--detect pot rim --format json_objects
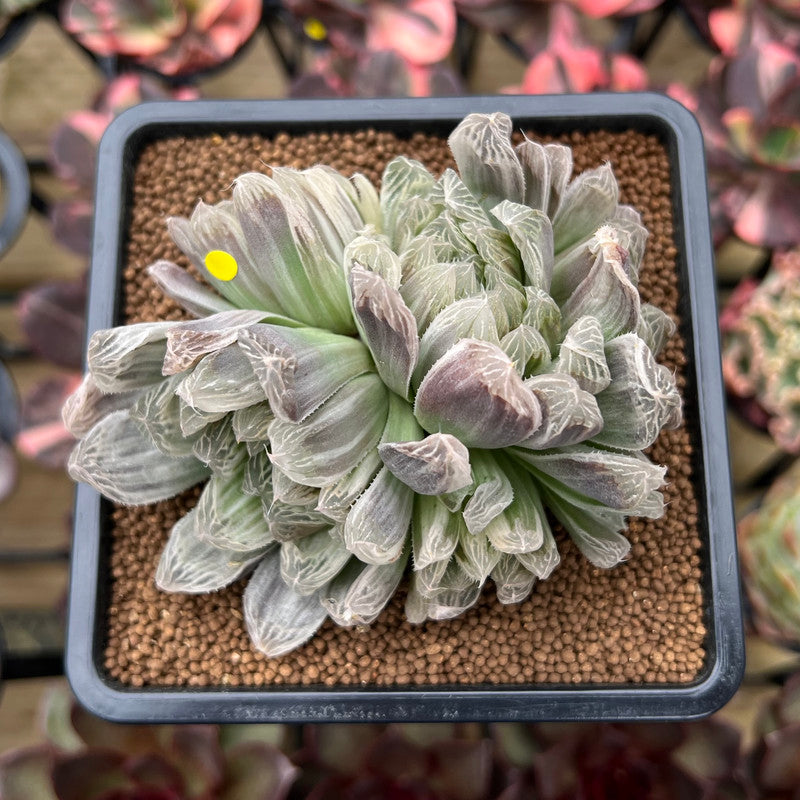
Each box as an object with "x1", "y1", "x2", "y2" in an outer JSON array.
[{"x1": 66, "y1": 93, "x2": 743, "y2": 723}]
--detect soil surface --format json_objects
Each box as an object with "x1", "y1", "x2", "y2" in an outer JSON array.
[{"x1": 104, "y1": 125, "x2": 706, "y2": 688}]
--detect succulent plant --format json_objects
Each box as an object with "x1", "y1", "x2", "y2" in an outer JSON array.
[
  {"x1": 65, "y1": 112, "x2": 682, "y2": 657},
  {"x1": 60, "y1": 0, "x2": 261, "y2": 77},
  {"x1": 738, "y1": 460, "x2": 800, "y2": 646},
  {"x1": 671, "y1": 9, "x2": 800, "y2": 248},
  {"x1": 0, "y1": 687, "x2": 297, "y2": 800},
  {"x1": 493, "y1": 719, "x2": 744, "y2": 799},
  {"x1": 721, "y1": 249, "x2": 800, "y2": 452},
  {"x1": 504, "y1": 4, "x2": 648, "y2": 94}
]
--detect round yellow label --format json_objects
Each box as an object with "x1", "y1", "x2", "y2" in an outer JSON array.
[{"x1": 204, "y1": 250, "x2": 238, "y2": 281}]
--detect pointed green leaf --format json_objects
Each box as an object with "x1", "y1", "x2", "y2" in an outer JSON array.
[
  {"x1": 242, "y1": 446, "x2": 272, "y2": 497},
  {"x1": 492, "y1": 555, "x2": 536, "y2": 605},
  {"x1": 177, "y1": 344, "x2": 264, "y2": 413},
  {"x1": 243, "y1": 550, "x2": 329, "y2": 657},
  {"x1": 462, "y1": 450, "x2": 514, "y2": 534},
  {"x1": 553, "y1": 316, "x2": 611, "y2": 394},
  {"x1": 552, "y1": 163, "x2": 620, "y2": 252},
  {"x1": 238, "y1": 324, "x2": 373, "y2": 423},
  {"x1": 412, "y1": 495, "x2": 461, "y2": 569},
  {"x1": 414, "y1": 338, "x2": 542, "y2": 449},
  {"x1": 268, "y1": 373, "x2": 388, "y2": 487},
  {"x1": 484, "y1": 265, "x2": 527, "y2": 338},
  {"x1": 179, "y1": 400, "x2": 225, "y2": 436},
  {"x1": 520, "y1": 373, "x2": 603, "y2": 449},
  {"x1": 348, "y1": 265, "x2": 419, "y2": 398},
  {"x1": 266, "y1": 500, "x2": 331, "y2": 542},
  {"x1": 522, "y1": 288, "x2": 561, "y2": 351},
  {"x1": 155, "y1": 507, "x2": 270, "y2": 594},
  {"x1": 68, "y1": 411, "x2": 209, "y2": 505},
  {"x1": 516, "y1": 139, "x2": 572, "y2": 217},
  {"x1": 381, "y1": 156, "x2": 442, "y2": 250},
  {"x1": 147, "y1": 260, "x2": 236, "y2": 318},
  {"x1": 455, "y1": 525, "x2": 500, "y2": 583},
  {"x1": 343, "y1": 466, "x2": 414, "y2": 564},
  {"x1": 448, "y1": 112, "x2": 524, "y2": 210},
  {"x1": 594, "y1": 334, "x2": 683, "y2": 450}
]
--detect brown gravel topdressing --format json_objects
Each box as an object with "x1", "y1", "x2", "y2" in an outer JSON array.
[{"x1": 104, "y1": 126, "x2": 707, "y2": 689}]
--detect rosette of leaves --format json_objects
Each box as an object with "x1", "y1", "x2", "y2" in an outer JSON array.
[
  {"x1": 65, "y1": 112, "x2": 682, "y2": 657},
  {"x1": 721, "y1": 249, "x2": 800, "y2": 452},
  {"x1": 738, "y1": 460, "x2": 800, "y2": 646}
]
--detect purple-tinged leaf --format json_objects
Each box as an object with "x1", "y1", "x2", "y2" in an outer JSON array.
[
  {"x1": 17, "y1": 278, "x2": 87, "y2": 370},
  {"x1": 148, "y1": 260, "x2": 237, "y2": 319},
  {"x1": 414, "y1": 338, "x2": 542, "y2": 449},
  {"x1": 50, "y1": 199, "x2": 93, "y2": 256},
  {"x1": 379, "y1": 432, "x2": 471, "y2": 495}
]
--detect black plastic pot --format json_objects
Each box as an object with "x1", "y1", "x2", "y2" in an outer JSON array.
[{"x1": 66, "y1": 93, "x2": 744, "y2": 723}]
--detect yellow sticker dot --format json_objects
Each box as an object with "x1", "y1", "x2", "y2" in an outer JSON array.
[
  {"x1": 204, "y1": 250, "x2": 238, "y2": 281},
  {"x1": 304, "y1": 17, "x2": 327, "y2": 41}
]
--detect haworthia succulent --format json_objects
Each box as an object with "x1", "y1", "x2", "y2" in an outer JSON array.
[{"x1": 66, "y1": 111, "x2": 685, "y2": 652}]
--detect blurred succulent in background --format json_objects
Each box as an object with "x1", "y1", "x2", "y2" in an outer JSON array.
[
  {"x1": 60, "y1": 0, "x2": 261, "y2": 77},
  {"x1": 721, "y1": 249, "x2": 800, "y2": 451},
  {"x1": 65, "y1": 111, "x2": 682, "y2": 657},
  {"x1": 286, "y1": 0, "x2": 460, "y2": 97},
  {"x1": 293, "y1": 724, "x2": 493, "y2": 799},
  {"x1": 0, "y1": 687, "x2": 297, "y2": 800},
  {"x1": 673, "y1": 6, "x2": 800, "y2": 247},
  {"x1": 745, "y1": 670, "x2": 800, "y2": 797},
  {"x1": 493, "y1": 719, "x2": 744, "y2": 799},
  {"x1": 0, "y1": 359, "x2": 20, "y2": 502},
  {"x1": 738, "y1": 460, "x2": 800, "y2": 646}
]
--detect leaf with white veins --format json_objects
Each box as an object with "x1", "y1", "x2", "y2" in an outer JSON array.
[
  {"x1": 195, "y1": 468, "x2": 274, "y2": 552},
  {"x1": 177, "y1": 344, "x2": 264, "y2": 413},
  {"x1": 520, "y1": 372, "x2": 603, "y2": 448},
  {"x1": 156, "y1": 507, "x2": 270, "y2": 594},
  {"x1": 491, "y1": 200, "x2": 554, "y2": 292},
  {"x1": 516, "y1": 525, "x2": 560, "y2": 580},
  {"x1": 553, "y1": 316, "x2": 611, "y2": 394},
  {"x1": 244, "y1": 550, "x2": 329, "y2": 657},
  {"x1": 322, "y1": 552, "x2": 408, "y2": 626},
  {"x1": 348, "y1": 265, "x2": 419, "y2": 398},
  {"x1": 455, "y1": 523, "x2": 500, "y2": 583},
  {"x1": 513, "y1": 444, "x2": 667, "y2": 515},
  {"x1": 637, "y1": 304, "x2": 677, "y2": 356},
  {"x1": 552, "y1": 163, "x2": 619, "y2": 252},
  {"x1": 88, "y1": 322, "x2": 172, "y2": 394},
  {"x1": 343, "y1": 466, "x2": 414, "y2": 564},
  {"x1": 129, "y1": 374, "x2": 195, "y2": 457},
  {"x1": 316, "y1": 449, "x2": 383, "y2": 522},
  {"x1": 266, "y1": 500, "x2": 331, "y2": 542},
  {"x1": 522, "y1": 288, "x2": 561, "y2": 351},
  {"x1": 448, "y1": 112, "x2": 524, "y2": 210},
  {"x1": 268, "y1": 373, "x2": 388, "y2": 487},
  {"x1": 238, "y1": 324, "x2": 373, "y2": 423},
  {"x1": 379, "y1": 433, "x2": 471, "y2": 495},
  {"x1": 405, "y1": 562, "x2": 481, "y2": 623},
  {"x1": 344, "y1": 232, "x2": 402, "y2": 289},
  {"x1": 280, "y1": 528, "x2": 352, "y2": 596},
  {"x1": 62, "y1": 374, "x2": 140, "y2": 438},
  {"x1": 492, "y1": 555, "x2": 536, "y2": 605},
  {"x1": 412, "y1": 495, "x2": 461, "y2": 569},
  {"x1": 68, "y1": 411, "x2": 209, "y2": 505},
  {"x1": 414, "y1": 338, "x2": 542, "y2": 449},
  {"x1": 381, "y1": 156, "x2": 442, "y2": 250},
  {"x1": 179, "y1": 401, "x2": 225, "y2": 436},
  {"x1": 462, "y1": 450, "x2": 514, "y2": 534},
  {"x1": 500, "y1": 325, "x2": 551, "y2": 377},
  {"x1": 231, "y1": 402, "x2": 273, "y2": 442},
  {"x1": 162, "y1": 309, "x2": 266, "y2": 375},
  {"x1": 594, "y1": 334, "x2": 683, "y2": 450},
  {"x1": 191, "y1": 415, "x2": 247, "y2": 478}
]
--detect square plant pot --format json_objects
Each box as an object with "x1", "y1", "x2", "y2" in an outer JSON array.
[{"x1": 66, "y1": 93, "x2": 744, "y2": 723}]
